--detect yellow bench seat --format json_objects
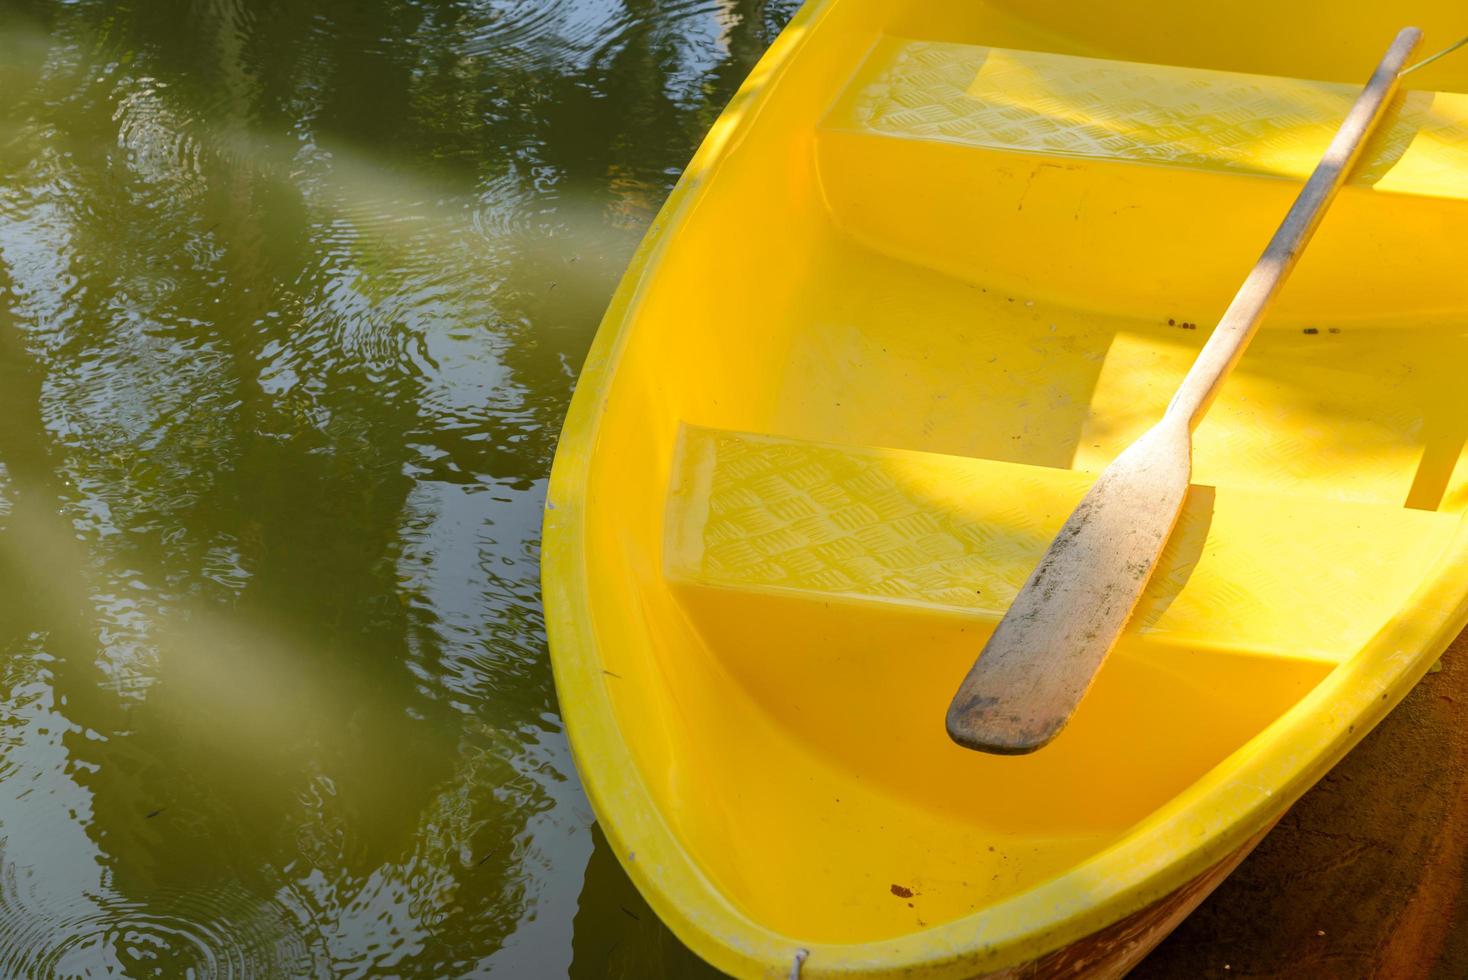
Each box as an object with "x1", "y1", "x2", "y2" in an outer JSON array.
[
  {"x1": 667, "y1": 425, "x2": 1456, "y2": 664},
  {"x1": 817, "y1": 38, "x2": 1468, "y2": 317}
]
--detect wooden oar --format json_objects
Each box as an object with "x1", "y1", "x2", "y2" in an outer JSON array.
[{"x1": 946, "y1": 27, "x2": 1423, "y2": 755}]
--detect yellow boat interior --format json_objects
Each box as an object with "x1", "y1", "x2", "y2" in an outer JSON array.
[{"x1": 545, "y1": 0, "x2": 1468, "y2": 974}]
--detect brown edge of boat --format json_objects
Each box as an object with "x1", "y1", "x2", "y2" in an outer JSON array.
[{"x1": 979, "y1": 820, "x2": 1279, "y2": 979}]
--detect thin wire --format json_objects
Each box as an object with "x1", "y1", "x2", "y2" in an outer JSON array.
[{"x1": 1401, "y1": 33, "x2": 1468, "y2": 75}]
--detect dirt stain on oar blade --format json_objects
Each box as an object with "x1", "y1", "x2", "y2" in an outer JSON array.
[{"x1": 946, "y1": 419, "x2": 1192, "y2": 754}]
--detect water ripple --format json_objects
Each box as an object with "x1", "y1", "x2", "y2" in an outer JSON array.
[{"x1": 0, "y1": 882, "x2": 321, "y2": 978}]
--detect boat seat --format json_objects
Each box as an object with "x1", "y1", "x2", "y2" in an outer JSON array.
[
  {"x1": 816, "y1": 38, "x2": 1468, "y2": 317},
  {"x1": 665, "y1": 425, "x2": 1456, "y2": 665}
]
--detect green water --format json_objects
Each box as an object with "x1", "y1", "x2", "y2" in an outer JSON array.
[{"x1": 0, "y1": 0, "x2": 796, "y2": 974}]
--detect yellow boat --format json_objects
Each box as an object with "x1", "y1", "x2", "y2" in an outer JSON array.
[{"x1": 542, "y1": 2, "x2": 1468, "y2": 976}]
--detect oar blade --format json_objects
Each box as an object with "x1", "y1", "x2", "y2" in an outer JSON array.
[{"x1": 946, "y1": 420, "x2": 1193, "y2": 754}]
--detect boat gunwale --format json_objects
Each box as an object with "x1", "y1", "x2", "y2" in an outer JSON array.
[{"x1": 540, "y1": 1, "x2": 1468, "y2": 974}]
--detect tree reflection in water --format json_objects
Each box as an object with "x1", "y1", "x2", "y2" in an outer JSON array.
[{"x1": 0, "y1": 0, "x2": 796, "y2": 974}]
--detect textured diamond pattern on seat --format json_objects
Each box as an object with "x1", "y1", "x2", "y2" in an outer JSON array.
[
  {"x1": 828, "y1": 38, "x2": 1468, "y2": 197},
  {"x1": 674, "y1": 426, "x2": 1083, "y2": 609},
  {"x1": 666, "y1": 427, "x2": 1457, "y2": 662}
]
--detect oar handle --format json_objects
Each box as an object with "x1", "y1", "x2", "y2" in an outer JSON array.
[{"x1": 1167, "y1": 26, "x2": 1421, "y2": 428}]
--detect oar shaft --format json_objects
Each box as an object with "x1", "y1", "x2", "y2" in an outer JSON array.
[{"x1": 1167, "y1": 26, "x2": 1421, "y2": 428}]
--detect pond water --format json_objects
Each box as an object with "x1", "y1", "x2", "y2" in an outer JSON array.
[{"x1": 0, "y1": 0, "x2": 797, "y2": 974}]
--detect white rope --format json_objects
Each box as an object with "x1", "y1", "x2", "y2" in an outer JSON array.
[{"x1": 1401, "y1": 34, "x2": 1468, "y2": 75}]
